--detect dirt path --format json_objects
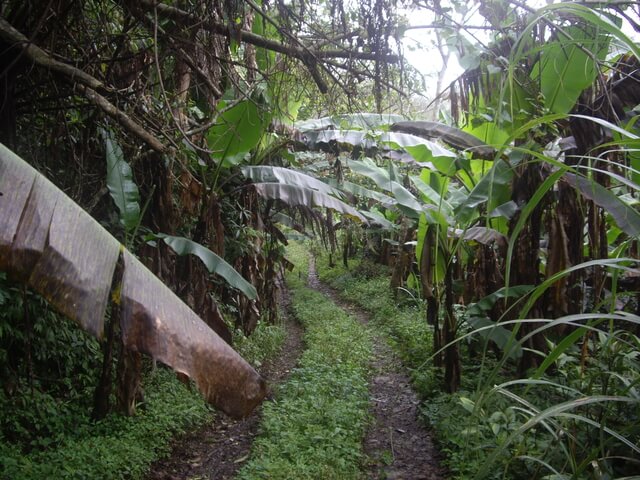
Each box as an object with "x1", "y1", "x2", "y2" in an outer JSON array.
[
  {"x1": 146, "y1": 288, "x2": 304, "y2": 480},
  {"x1": 307, "y1": 260, "x2": 446, "y2": 480},
  {"x1": 149, "y1": 263, "x2": 445, "y2": 480}
]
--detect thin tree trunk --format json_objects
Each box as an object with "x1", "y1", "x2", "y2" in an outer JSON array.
[
  {"x1": 443, "y1": 257, "x2": 460, "y2": 392},
  {"x1": 92, "y1": 307, "x2": 118, "y2": 420},
  {"x1": 116, "y1": 347, "x2": 143, "y2": 416}
]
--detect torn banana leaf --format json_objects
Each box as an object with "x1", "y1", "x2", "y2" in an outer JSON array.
[{"x1": 0, "y1": 143, "x2": 266, "y2": 418}]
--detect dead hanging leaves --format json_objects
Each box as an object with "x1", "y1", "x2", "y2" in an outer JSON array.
[{"x1": 0, "y1": 143, "x2": 266, "y2": 418}]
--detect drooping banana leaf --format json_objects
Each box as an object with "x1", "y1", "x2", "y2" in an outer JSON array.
[
  {"x1": 1, "y1": 151, "x2": 119, "y2": 337},
  {"x1": 348, "y1": 159, "x2": 391, "y2": 189},
  {"x1": 379, "y1": 130, "x2": 459, "y2": 175},
  {"x1": 361, "y1": 210, "x2": 395, "y2": 229},
  {"x1": 460, "y1": 226, "x2": 508, "y2": 248},
  {"x1": 564, "y1": 172, "x2": 640, "y2": 238},
  {"x1": 120, "y1": 250, "x2": 265, "y2": 416},
  {"x1": 302, "y1": 129, "x2": 375, "y2": 151},
  {"x1": 241, "y1": 165, "x2": 343, "y2": 198},
  {"x1": 271, "y1": 212, "x2": 313, "y2": 237},
  {"x1": 0, "y1": 143, "x2": 265, "y2": 418},
  {"x1": 295, "y1": 113, "x2": 404, "y2": 132},
  {"x1": 155, "y1": 233, "x2": 257, "y2": 300},
  {"x1": 252, "y1": 182, "x2": 367, "y2": 223},
  {"x1": 348, "y1": 159, "x2": 423, "y2": 216},
  {"x1": 327, "y1": 179, "x2": 397, "y2": 207},
  {"x1": 390, "y1": 121, "x2": 497, "y2": 160},
  {"x1": 455, "y1": 157, "x2": 515, "y2": 225}
]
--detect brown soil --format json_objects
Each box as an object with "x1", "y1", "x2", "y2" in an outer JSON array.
[
  {"x1": 146, "y1": 287, "x2": 304, "y2": 480},
  {"x1": 307, "y1": 261, "x2": 447, "y2": 480}
]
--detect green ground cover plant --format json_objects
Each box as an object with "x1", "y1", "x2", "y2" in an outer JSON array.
[
  {"x1": 1, "y1": 368, "x2": 213, "y2": 480},
  {"x1": 314, "y1": 249, "x2": 640, "y2": 479},
  {"x1": 0, "y1": 272, "x2": 286, "y2": 480},
  {"x1": 238, "y1": 243, "x2": 373, "y2": 479}
]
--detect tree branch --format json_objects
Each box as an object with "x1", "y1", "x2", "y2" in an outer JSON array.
[
  {"x1": 76, "y1": 85, "x2": 166, "y2": 153},
  {"x1": 135, "y1": 0, "x2": 399, "y2": 64},
  {"x1": 0, "y1": 17, "x2": 167, "y2": 152},
  {"x1": 0, "y1": 18, "x2": 103, "y2": 90}
]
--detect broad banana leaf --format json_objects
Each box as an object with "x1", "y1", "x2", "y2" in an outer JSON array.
[
  {"x1": 457, "y1": 226, "x2": 507, "y2": 247},
  {"x1": 531, "y1": 25, "x2": 610, "y2": 114},
  {"x1": 390, "y1": 121, "x2": 497, "y2": 160},
  {"x1": 303, "y1": 129, "x2": 375, "y2": 150},
  {"x1": 326, "y1": 179, "x2": 397, "y2": 207},
  {"x1": 301, "y1": 128, "x2": 460, "y2": 171},
  {"x1": 361, "y1": 210, "x2": 395, "y2": 229},
  {"x1": 0, "y1": 143, "x2": 266, "y2": 418},
  {"x1": 252, "y1": 182, "x2": 367, "y2": 223},
  {"x1": 102, "y1": 127, "x2": 140, "y2": 232},
  {"x1": 410, "y1": 175, "x2": 453, "y2": 214},
  {"x1": 295, "y1": 113, "x2": 404, "y2": 132},
  {"x1": 564, "y1": 172, "x2": 640, "y2": 238},
  {"x1": 241, "y1": 165, "x2": 343, "y2": 198},
  {"x1": 348, "y1": 160, "x2": 423, "y2": 216},
  {"x1": 207, "y1": 100, "x2": 270, "y2": 165},
  {"x1": 156, "y1": 233, "x2": 258, "y2": 300}
]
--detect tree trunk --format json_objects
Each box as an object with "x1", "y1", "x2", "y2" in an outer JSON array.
[
  {"x1": 443, "y1": 257, "x2": 460, "y2": 392},
  {"x1": 116, "y1": 347, "x2": 143, "y2": 416},
  {"x1": 508, "y1": 161, "x2": 548, "y2": 374},
  {"x1": 93, "y1": 309, "x2": 117, "y2": 420}
]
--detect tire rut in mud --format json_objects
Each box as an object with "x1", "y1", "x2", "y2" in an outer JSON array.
[
  {"x1": 307, "y1": 260, "x2": 446, "y2": 480},
  {"x1": 147, "y1": 288, "x2": 304, "y2": 480}
]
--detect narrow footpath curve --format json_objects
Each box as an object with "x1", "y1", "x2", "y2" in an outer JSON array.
[
  {"x1": 308, "y1": 259, "x2": 446, "y2": 480},
  {"x1": 147, "y1": 288, "x2": 304, "y2": 480}
]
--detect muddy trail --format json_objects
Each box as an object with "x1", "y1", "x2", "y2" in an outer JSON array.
[
  {"x1": 149, "y1": 262, "x2": 445, "y2": 479},
  {"x1": 147, "y1": 287, "x2": 304, "y2": 480},
  {"x1": 307, "y1": 260, "x2": 446, "y2": 480}
]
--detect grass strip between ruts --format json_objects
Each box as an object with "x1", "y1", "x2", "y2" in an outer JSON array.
[{"x1": 238, "y1": 243, "x2": 373, "y2": 480}]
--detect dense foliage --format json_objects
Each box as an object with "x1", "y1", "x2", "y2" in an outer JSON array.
[{"x1": 1, "y1": 0, "x2": 639, "y2": 477}]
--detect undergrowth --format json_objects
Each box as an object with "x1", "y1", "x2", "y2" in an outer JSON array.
[
  {"x1": 238, "y1": 242, "x2": 373, "y2": 479},
  {"x1": 0, "y1": 368, "x2": 212, "y2": 480},
  {"x1": 314, "y1": 249, "x2": 640, "y2": 479},
  {"x1": 0, "y1": 272, "x2": 286, "y2": 480}
]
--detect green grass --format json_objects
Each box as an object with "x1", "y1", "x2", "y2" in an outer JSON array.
[
  {"x1": 314, "y1": 253, "x2": 433, "y2": 374},
  {"x1": 238, "y1": 243, "x2": 373, "y2": 479}
]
